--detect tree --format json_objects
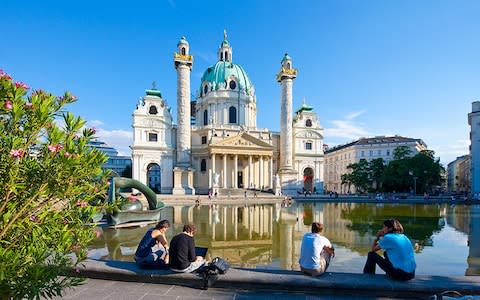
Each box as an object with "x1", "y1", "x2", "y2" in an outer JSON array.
[
  {"x1": 0, "y1": 70, "x2": 109, "y2": 299},
  {"x1": 343, "y1": 159, "x2": 371, "y2": 193},
  {"x1": 393, "y1": 145, "x2": 412, "y2": 160},
  {"x1": 369, "y1": 158, "x2": 386, "y2": 191}
]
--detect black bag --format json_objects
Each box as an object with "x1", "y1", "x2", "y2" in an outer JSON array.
[{"x1": 210, "y1": 257, "x2": 230, "y2": 274}]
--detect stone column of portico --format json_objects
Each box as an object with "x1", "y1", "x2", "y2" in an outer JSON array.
[
  {"x1": 277, "y1": 53, "x2": 298, "y2": 194},
  {"x1": 269, "y1": 157, "x2": 273, "y2": 189},
  {"x1": 259, "y1": 156, "x2": 264, "y2": 190},
  {"x1": 248, "y1": 155, "x2": 253, "y2": 188},
  {"x1": 211, "y1": 153, "x2": 216, "y2": 188},
  {"x1": 223, "y1": 154, "x2": 227, "y2": 188},
  {"x1": 234, "y1": 154, "x2": 238, "y2": 188}
]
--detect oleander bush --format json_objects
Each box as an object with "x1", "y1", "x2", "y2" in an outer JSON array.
[{"x1": 0, "y1": 70, "x2": 109, "y2": 299}]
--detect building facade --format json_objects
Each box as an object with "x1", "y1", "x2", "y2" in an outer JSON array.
[
  {"x1": 324, "y1": 136, "x2": 427, "y2": 193},
  {"x1": 447, "y1": 155, "x2": 471, "y2": 194},
  {"x1": 131, "y1": 34, "x2": 324, "y2": 195},
  {"x1": 469, "y1": 101, "x2": 480, "y2": 195},
  {"x1": 88, "y1": 140, "x2": 132, "y2": 177}
]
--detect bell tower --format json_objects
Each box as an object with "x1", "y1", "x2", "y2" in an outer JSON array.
[
  {"x1": 277, "y1": 53, "x2": 298, "y2": 194},
  {"x1": 218, "y1": 30, "x2": 232, "y2": 62},
  {"x1": 173, "y1": 36, "x2": 195, "y2": 195}
]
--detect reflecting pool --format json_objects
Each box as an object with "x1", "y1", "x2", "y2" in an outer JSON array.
[{"x1": 88, "y1": 201, "x2": 480, "y2": 276}]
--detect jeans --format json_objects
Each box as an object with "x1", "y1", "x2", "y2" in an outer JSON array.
[{"x1": 363, "y1": 251, "x2": 415, "y2": 281}]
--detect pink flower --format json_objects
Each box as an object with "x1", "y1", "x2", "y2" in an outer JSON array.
[
  {"x1": 0, "y1": 69, "x2": 12, "y2": 80},
  {"x1": 15, "y1": 81, "x2": 29, "y2": 90},
  {"x1": 76, "y1": 200, "x2": 88, "y2": 207},
  {"x1": 64, "y1": 152, "x2": 72, "y2": 158},
  {"x1": 10, "y1": 149, "x2": 24, "y2": 158},
  {"x1": 74, "y1": 267, "x2": 81, "y2": 274},
  {"x1": 25, "y1": 102, "x2": 33, "y2": 109},
  {"x1": 62, "y1": 219, "x2": 69, "y2": 224},
  {"x1": 48, "y1": 144, "x2": 63, "y2": 152},
  {"x1": 127, "y1": 195, "x2": 137, "y2": 202},
  {"x1": 5, "y1": 100, "x2": 12, "y2": 110},
  {"x1": 91, "y1": 127, "x2": 97, "y2": 134},
  {"x1": 29, "y1": 215, "x2": 37, "y2": 222},
  {"x1": 94, "y1": 187, "x2": 99, "y2": 193},
  {"x1": 94, "y1": 229, "x2": 102, "y2": 238},
  {"x1": 71, "y1": 95, "x2": 77, "y2": 101}
]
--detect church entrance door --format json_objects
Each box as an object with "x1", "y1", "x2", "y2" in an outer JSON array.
[
  {"x1": 147, "y1": 163, "x2": 161, "y2": 194},
  {"x1": 303, "y1": 167, "x2": 314, "y2": 193},
  {"x1": 238, "y1": 171, "x2": 243, "y2": 188}
]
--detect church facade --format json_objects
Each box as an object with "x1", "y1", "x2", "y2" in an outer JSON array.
[{"x1": 131, "y1": 34, "x2": 325, "y2": 195}]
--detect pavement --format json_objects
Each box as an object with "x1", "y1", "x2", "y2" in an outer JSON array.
[{"x1": 51, "y1": 259, "x2": 480, "y2": 300}]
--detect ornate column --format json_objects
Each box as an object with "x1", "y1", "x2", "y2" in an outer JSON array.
[
  {"x1": 269, "y1": 156, "x2": 273, "y2": 188},
  {"x1": 276, "y1": 53, "x2": 298, "y2": 194},
  {"x1": 173, "y1": 36, "x2": 195, "y2": 195}
]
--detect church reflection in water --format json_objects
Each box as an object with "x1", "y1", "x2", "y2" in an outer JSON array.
[{"x1": 88, "y1": 202, "x2": 480, "y2": 276}]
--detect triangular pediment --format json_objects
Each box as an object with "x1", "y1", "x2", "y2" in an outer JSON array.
[{"x1": 210, "y1": 132, "x2": 273, "y2": 150}]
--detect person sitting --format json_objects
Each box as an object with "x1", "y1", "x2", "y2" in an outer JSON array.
[
  {"x1": 169, "y1": 223, "x2": 206, "y2": 273},
  {"x1": 299, "y1": 222, "x2": 335, "y2": 276},
  {"x1": 363, "y1": 219, "x2": 416, "y2": 281},
  {"x1": 134, "y1": 219, "x2": 170, "y2": 269}
]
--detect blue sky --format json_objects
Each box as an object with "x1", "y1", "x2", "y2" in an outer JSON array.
[{"x1": 2, "y1": 0, "x2": 479, "y2": 165}]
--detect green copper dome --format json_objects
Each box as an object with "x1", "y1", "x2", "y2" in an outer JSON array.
[{"x1": 200, "y1": 61, "x2": 253, "y2": 95}]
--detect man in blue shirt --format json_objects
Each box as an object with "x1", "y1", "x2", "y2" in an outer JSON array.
[{"x1": 363, "y1": 219, "x2": 416, "y2": 281}]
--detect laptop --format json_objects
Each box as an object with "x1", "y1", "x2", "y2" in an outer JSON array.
[{"x1": 195, "y1": 246, "x2": 208, "y2": 257}]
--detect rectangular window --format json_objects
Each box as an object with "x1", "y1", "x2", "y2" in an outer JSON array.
[
  {"x1": 361, "y1": 151, "x2": 365, "y2": 157},
  {"x1": 387, "y1": 150, "x2": 390, "y2": 156},
  {"x1": 201, "y1": 136, "x2": 207, "y2": 144},
  {"x1": 378, "y1": 150, "x2": 381, "y2": 156},
  {"x1": 148, "y1": 133, "x2": 158, "y2": 142},
  {"x1": 369, "y1": 150, "x2": 373, "y2": 157},
  {"x1": 305, "y1": 142, "x2": 312, "y2": 150}
]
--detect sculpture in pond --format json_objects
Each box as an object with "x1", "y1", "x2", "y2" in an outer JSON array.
[{"x1": 107, "y1": 177, "x2": 165, "y2": 225}]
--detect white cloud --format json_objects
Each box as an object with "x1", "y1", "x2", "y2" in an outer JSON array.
[
  {"x1": 433, "y1": 139, "x2": 470, "y2": 165},
  {"x1": 88, "y1": 120, "x2": 104, "y2": 127},
  {"x1": 324, "y1": 110, "x2": 370, "y2": 141},
  {"x1": 96, "y1": 128, "x2": 132, "y2": 156}
]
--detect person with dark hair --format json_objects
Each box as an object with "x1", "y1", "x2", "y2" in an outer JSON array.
[
  {"x1": 169, "y1": 223, "x2": 206, "y2": 273},
  {"x1": 363, "y1": 219, "x2": 416, "y2": 281},
  {"x1": 134, "y1": 219, "x2": 170, "y2": 269},
  {"x1": 299, "y1": 222, "x2": 335, "y2": 276}
]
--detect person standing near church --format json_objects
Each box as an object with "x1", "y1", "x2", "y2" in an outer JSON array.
[
  {"x1": 169, "y1": 224, "x2": 206, "y2": 273},
  {"x1": 363, "y1": 219, "x2": 416, "y2": 281},
  {"x1": 299, "y1": 222, "x2": 335, "y2": 276}
]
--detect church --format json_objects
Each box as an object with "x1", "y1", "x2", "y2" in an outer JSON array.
[{"x1": 131, "y1": 33, "x2": 325, "y2": 196}]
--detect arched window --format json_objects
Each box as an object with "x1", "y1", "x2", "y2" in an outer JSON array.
[
  {"x1": 204, "y1": 84, "x2": 208, "y2": 95},
  {"x1": 225, "y1": 51, "x2": 228, "y2": 61},
  {"x1": 200, "y1": 159, "x2": 207, "y2": 172},
  {"x1": 181, "y1": 47, "x2": 186, "y2": 55},
  {"x1": 306, "y1": 119, "x2": 312, "y2": 127},
  {"x1": 286, "y1": 62, "x2": 291, "y2": 69},
  {"x1": 229, "y1": 80, "x2": 236, "y2": 90},
  {"x1": 149, "y1": 105, "x2": 158, "y2": 115},
  {"x1": 229, "y1": 106, "x2": 237, "y2": 124},
  {"x1": 203, "y1": 109, "x2": 208, "y2": 126},
  {"x1": 220, "y1": 52, "x2": 223, "y2": 61}
]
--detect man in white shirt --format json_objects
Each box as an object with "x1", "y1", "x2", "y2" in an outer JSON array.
[{"x1": 299, "y1": 222, "x2": 335, "y2": 276}]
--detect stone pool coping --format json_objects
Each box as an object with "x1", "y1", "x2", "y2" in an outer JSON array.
[{"x1": 77, "y1": 259, "x2": 480, "y2": 298}]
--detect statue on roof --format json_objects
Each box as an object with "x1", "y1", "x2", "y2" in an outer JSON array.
[{"x1": 224, "y1": 29, "x2": 227, "y2": 40}]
